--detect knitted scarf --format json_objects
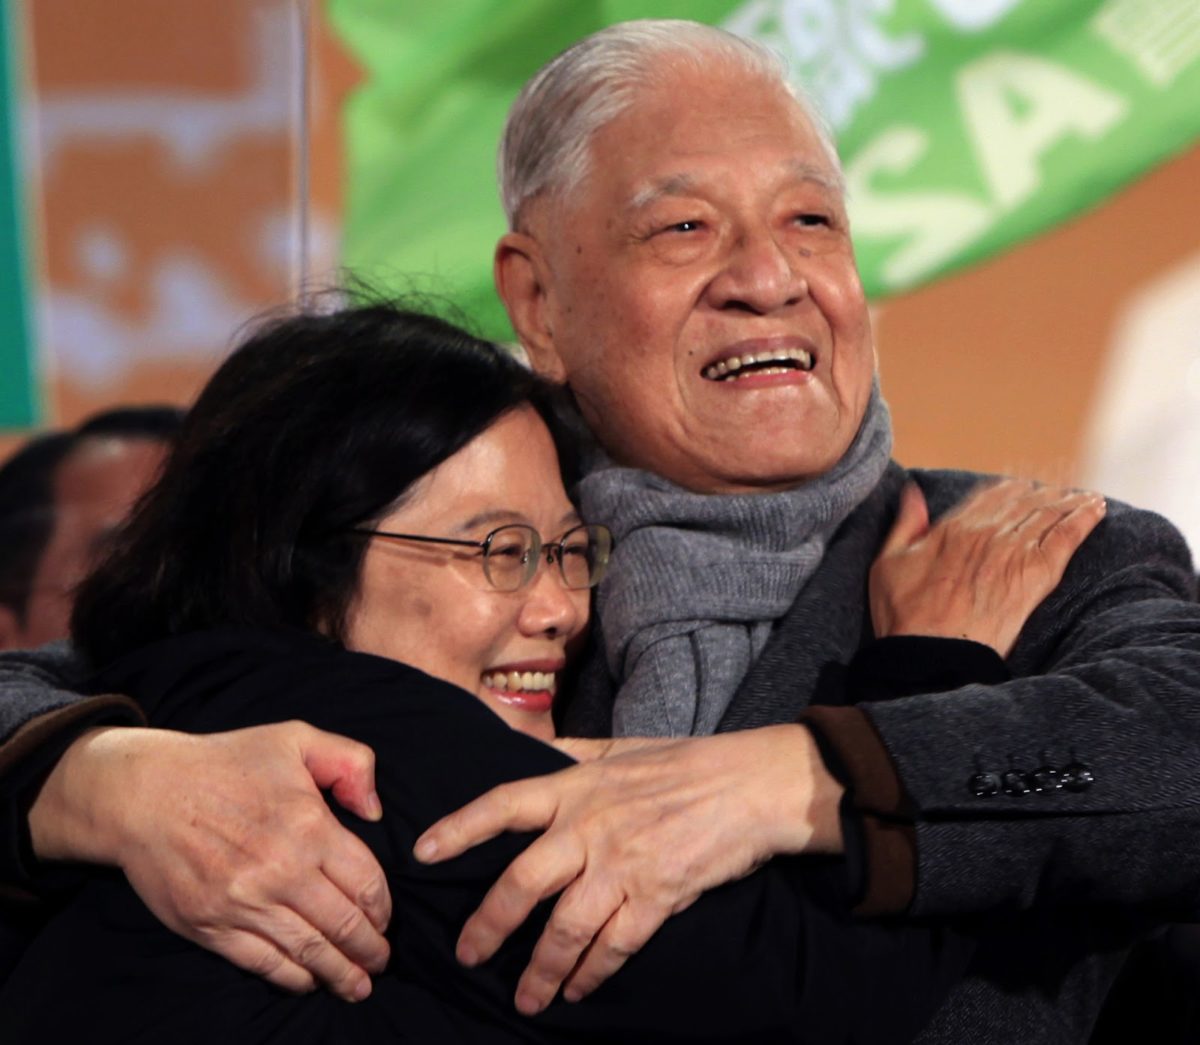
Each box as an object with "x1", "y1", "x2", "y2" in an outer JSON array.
[{"x1": 576, "y1": 384, "x2": 893, "y2": 736}]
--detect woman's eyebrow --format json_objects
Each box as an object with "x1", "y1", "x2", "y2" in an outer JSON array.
[{"x1": 450, "y1": 509, "x2": 525, "y2": 535}]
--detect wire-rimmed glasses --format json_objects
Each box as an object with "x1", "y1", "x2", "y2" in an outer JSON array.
[{"x1": 350, "y1": 522, "x2": 613, "y2": 592}]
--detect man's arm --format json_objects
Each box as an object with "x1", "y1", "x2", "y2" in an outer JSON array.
[
  {"x1": 0, "y1": 646, "x2": 393, "y2": 1001},
  {"x1": 856, "y1": 496, "x2": 1200, "y2": 917},
  {"x1": 415, "y1": 479, "x2": 1106, "y2": 1008}
]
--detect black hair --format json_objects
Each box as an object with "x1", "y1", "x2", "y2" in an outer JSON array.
[
  {"x1": 75, "y1": 405, "x2": 185, "y2": 442},
  {"x1": 71, "y1": 302, "x2": 571, "y2": 667},
  {"x1": 0, "y1": 432, "x2": 76, "y2": 619}
]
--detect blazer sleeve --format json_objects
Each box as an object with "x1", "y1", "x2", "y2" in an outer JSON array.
[
  {"x1": 857, "y1": 499, "x2": 1200, "y2": 918},
  {"x1": 0, "y1": 642, "x2": 142, "y2": 894}
]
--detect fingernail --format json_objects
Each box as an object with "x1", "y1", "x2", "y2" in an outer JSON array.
[
  {"x1": 365, "y1": 791, "x2": 383, "y2": 821},
  {"x1": 457, "y1": 943, "x2": 478, "y2": 967},
  {"x1": 413, "y1": 836, "x2": 437, "y2": 862},
  {"x1": 563, "y1": 986, "x2": 582, "y2": 1003},
  {"x1": 352, "y1": 977, "x2": 372, "y2": 1002},
  {"x1": 515, "y1": 990, "x2": 544, "y2": 1015}
]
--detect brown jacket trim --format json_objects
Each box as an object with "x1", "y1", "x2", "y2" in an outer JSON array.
[
  {"x1": 0, "y1": 695, "x2": 145, "y2": 780},
  {"x1": 855, "y1": 815, "x2": 917, "y2": 915},
  {"x1": 801, "y1": 704, "x2": 911, "y2": 817}
]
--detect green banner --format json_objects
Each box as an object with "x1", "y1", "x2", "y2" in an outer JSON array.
[
  {"x1": 0, "y1": 0, "x2": 36, "y2": 428},
  {"x1": 330, "y1": 0, "x2": 1200, "y2": 340}
]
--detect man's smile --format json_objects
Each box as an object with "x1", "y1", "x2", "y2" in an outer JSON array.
[{"x1": 702, "y1": 345, "x2": 815, "y2": 381}]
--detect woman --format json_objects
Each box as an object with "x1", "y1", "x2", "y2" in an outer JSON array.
[{"x1": 0, "y1": 303, "x2": 1087, "y2": 1043}]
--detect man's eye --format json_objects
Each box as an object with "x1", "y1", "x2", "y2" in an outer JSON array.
[
  {"x1": 663, "y1": 219, "x2": 703, "y2": 233},
  {"x1": 795, "y1": 213, "x2": 829, "y2": 227}
]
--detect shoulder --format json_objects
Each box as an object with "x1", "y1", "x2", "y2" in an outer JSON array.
[
  {"x1": 97, "y1": 627, "x2": 495, "y2": 736},
  {"x1": 906, "y1": 467, "x2": 1194, "y2": 576}
]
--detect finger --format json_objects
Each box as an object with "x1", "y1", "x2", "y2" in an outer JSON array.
[
  {"x1": 414, "y1": 780, "x2": 556, "y2": 863},
  {"x1": 1037, "y1": 494, "x2": 1106, "y2": 566},
  {"x1": 205, "y1": 929, "x2": 319, "y2": 995},
  {"x1": 943, "y1": 477, "x2": 1017, "y2": 521},
  {"x1": 297, "y1": 723, "x2": 383, "y2": 822},
  {"x1": 457, "y1": 831, "x2": 586, "y2": 966},
  {"x1": 289, "y1": 859, "x2": 390, "y2": 972},
  {"x1": 511, "y1": 875, "x2": 624, "y2": 1013},
  {"x1": 561, "y1": 901, "x2": 667, "y2": 1003},
  {"x1": 251, "y1": 892, "x2": 377, "y2": 1001},
  {"x1": 881, "y1": 481, "x2": 930, "y2": 554},
  {"x1": 318, "y1": 824, "x2": 393, "y2": 936},
  {"x1": 1009, "y1": 490, "x2": 1096, "y2": 539}
]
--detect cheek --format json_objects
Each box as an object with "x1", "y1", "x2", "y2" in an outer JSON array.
[{"x1": 815, "y1": 264, "x2": 873, "y2": 359}]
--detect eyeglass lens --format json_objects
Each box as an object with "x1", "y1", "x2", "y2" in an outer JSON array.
[{"x1": 481, "y1": 525, "x2": 611, "y2": 592}]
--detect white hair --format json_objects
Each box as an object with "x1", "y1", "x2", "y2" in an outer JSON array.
[{"x1": 498, "y1": 19, "x2": 841, "y2": 229}]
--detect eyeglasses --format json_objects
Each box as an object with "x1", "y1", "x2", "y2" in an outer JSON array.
[{"x1": 350, "y1": 522, "x2": 613, "y2": 592}]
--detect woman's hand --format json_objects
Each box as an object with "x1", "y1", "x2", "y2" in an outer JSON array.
[
  {"x1": 870, "y1": 479, "x2": 1106, "y2": 657},
  {"x1": 29, "y1": 722, "x2": 392, "y2": 1001}
]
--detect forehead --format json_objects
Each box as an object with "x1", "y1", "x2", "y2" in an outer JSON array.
[
  {"x1": 380, "y1": 408, "x2": 575, "y2": 528},
  {"x1": 578, "y1": 65, "x2": 837, "y2": 208},
  {"x1": 56, "y1": 438, "x2": 165, "y2": 506}
]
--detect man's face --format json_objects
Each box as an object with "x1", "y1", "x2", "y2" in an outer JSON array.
[
  {"x1": 16, "y1": 436, "x2": 166, "y2": 647},
  {"x1": 501, "y1": 63, "x2": 876, "y2": 493}
]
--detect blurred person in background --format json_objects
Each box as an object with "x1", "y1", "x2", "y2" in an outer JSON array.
[
  {"x1": 0, "y1": 432, "x2": 76, "y2": 652},
  {"x1": 0, "y1": 407, "x2": 182, "y2": 652}
]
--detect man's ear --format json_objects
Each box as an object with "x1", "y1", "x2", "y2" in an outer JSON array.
[{"x1": 494, "y1": 231, "x2": 567, "y2": 382}]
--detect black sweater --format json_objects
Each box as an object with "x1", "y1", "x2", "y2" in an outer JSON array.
[{"x1": 0, "y1": 628, "x2": 984, "y2": 1043}]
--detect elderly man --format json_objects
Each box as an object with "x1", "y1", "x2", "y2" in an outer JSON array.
[
  {"x1": 397, "y1": 22, "x2": 1200, "y2": 1040},
  {"x1": 1, "y1": 19, "x2": 1198, "y2": 1041}
]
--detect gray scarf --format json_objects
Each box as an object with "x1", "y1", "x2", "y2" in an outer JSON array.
[{"x1": 577, "y1": 383, "x2": 893, "y2": 736}]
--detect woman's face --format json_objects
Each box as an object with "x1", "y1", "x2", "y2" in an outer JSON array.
[{"x1": 342, "y1": 406, "x2": 589, "y2": 742}]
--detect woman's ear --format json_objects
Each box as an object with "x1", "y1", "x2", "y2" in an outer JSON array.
[{"x1": 494, "y1": 231, "x2": 567, "y2": 383}]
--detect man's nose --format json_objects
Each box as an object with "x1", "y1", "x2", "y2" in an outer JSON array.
[
  {"x1": 518, "y1": 562, "x2": 584, "y2": 639},
  {"x1": 705, "y1": 224, "x2": 809, "y2": 314}
]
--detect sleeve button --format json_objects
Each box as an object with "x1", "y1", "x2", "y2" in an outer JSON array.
[
  {"x1": 1061, "y1": 762, "x2": 1095, "y2": 792},
  {"x1": 1002, "y1": 769, "x2": 1032, "y2": 796},
  {"x1": 969, "y1": 771, "x2": 1002, "y2": 797},
  {"x1": 1030, "y1": 766, "x2": 1062, "y2": 793}
]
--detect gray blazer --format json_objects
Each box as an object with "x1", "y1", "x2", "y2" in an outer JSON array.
[{"x1": 568, "y1": 462, "x2": 1200, "y2": 1043}]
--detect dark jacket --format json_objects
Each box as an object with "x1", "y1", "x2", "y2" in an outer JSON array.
[{"x1": 0, "y1": 627, "x2": 970, "y2": 1044}]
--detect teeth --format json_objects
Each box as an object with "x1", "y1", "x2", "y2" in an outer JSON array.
[
  {"x1": 703, "y1": 347, "x2": 813, "y2": 380},
  {"x1": 482, "y1": 670, "x2": 557, "y2": 692}
]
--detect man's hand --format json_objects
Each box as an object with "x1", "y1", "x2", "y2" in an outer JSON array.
[
  {"x1": 870, "y1": 479, "x2": 1106, "y2": 657},
  {"x1": 29, "y1": 722, "x2": 391, "y2": 1001},
  {"x1": 415, "y1": 723, "x2": 841, "y2": 1015}
]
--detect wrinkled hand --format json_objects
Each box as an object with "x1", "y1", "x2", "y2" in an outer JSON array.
[
  {"x1": 29, "y1": 722, "x2": 391, "y2": 1000},
  {"x1": 415, "y1": 724, "x2": 841, "y2": 1015},
  {"x1": 870, "y1": 478, "x2": 1106, "y2": 656}
]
